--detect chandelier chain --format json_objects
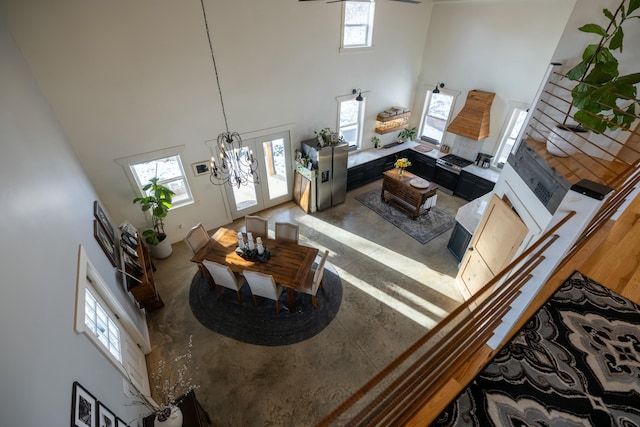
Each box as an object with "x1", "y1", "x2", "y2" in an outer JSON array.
[{"x1": 200, "y1": 0, "x2": 230, "y2": 135}]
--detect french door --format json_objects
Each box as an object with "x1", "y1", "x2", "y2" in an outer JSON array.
[{"x1": 224, "y1": 131, "x2": 293, "y2": 219}]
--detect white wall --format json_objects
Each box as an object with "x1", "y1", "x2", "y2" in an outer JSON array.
[
  {"x1": 416, "y1": 0, "x2": 576, "y2": 159},
  {"x1": 0, "y1": 20, "x2": 148, "y2": 426},
  {"x1": 0, "y1": 0, "x2": 433, "y2": 242}
]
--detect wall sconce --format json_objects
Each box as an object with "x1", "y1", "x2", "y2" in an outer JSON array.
[
  {"x1": 433, "y1": 82, "x2": 445, "y2": 94},
  {"x1": 352, "y1": 88, "x2": 364, "y2": 102}
]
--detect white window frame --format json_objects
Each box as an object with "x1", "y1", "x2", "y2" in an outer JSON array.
[
  {"x1": 116, "y1": 145, "x2": 194, "y2": 210},
  {"x1": 418, "y1": 85, "x2": 459, "y2": 147},
  {"x1": 340, "y1": 1, "x2": 376, "y2": 51},
  {"x1": 493, "y1": 102, "x2": 530, "y2": 168},
  {"x1": 336, "y1": 91, "x2": 367, "y2": 151},
  {"x1": 74, "y1": 245, "x2": 151, "y2": 395}
]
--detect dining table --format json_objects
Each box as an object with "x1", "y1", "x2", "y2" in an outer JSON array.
[{"x1": 190, "y1": 227, "x2": 319, "y2": 311}]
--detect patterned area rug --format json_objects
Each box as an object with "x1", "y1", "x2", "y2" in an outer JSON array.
[
  {"x1": 431, "y1": 271, "x2": 640, "y2": 426},
  {"x1": 355, "y1": 189, "x2": 455, "y2": 244},
  {"x1": 188, "y1": 262, "x2": 343, "y2": 346}
]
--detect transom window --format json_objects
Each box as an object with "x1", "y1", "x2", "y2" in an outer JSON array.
[
  {"x1": 128, "y1": 153, "x2": 193, "y2": 208},
  {"x1": 337, "y1": 93, "x2": 366, "y2": 150},
  {"x1": 342, "y1": 1, "x2": 375, "y2": 49},
  {"x1": 84, "y1": 288, "x2": 121, "y2": 363},
  {"x1": 418, "y1": 88, "x2": 456, "y2": 146},
  {"x1": 494, "y1": 104, "x2": 529, "y2": 168}
]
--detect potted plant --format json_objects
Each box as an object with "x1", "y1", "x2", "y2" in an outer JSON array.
[
  {"x1": 547, "y1": 0, "x2": 640, "y2": 156},
  {"x1": 133, "y1": 177, "x2": 175, "y2": 259},
  {"x1": 398, "y1": 127, "x2": 417, "y2": 143},
  {"x1": 371, "y1": 136, "x2": 381, "y2": 149},
  {"x1": 314, "y1": 128, "x2": 332, "y2": 146}
]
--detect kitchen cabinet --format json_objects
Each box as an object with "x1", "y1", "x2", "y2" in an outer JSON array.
[
  {"x1": 347, "y1": 153, "x2": 399, "y2": 190},
  {"x1": 408, "y1": 152, "x2": 436, "y2": 180},
  {"x1": 455, "y1": 170, "x2": 495, "y2": 201},
  {"x1": 293, "y1": 171, "x2": 312, "y2": 213},
  {"x1": 447, "y1": 222, "x2": 472, "y2": 262}
]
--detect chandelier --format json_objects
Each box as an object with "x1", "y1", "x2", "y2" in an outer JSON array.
[{"x1": 200, "y1": 0, "x2": 259, "y2": 188}]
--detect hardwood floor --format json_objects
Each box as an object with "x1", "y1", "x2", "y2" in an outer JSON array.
[{"x1": 409, "y1": 187, "x2": 640, "y2": 426}]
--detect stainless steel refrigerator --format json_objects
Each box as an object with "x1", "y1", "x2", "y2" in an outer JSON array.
[{"x1": 301, "y1": 138, "x2": 348, "y2": 211}]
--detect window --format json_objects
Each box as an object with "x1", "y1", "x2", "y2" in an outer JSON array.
[
  {"x1": 130, "y1": 154, "x2": 193, "y2": 207},
  {"x1": 418, "y1": 88, "x2": 456, "y2": 146},
  {"x1": 342, "y1": 1, "x2": 375, "y2": 49},
  {"x1": 84, "y1": 288, "x2": 122, "y2": 362},
  {"x1": 337, "y1": 93, "x2": 366, "y2": 150},
  {"x1": 75, "y1": 245, "x2": 152, "y2": 396},
  {"x1": 494, "y1": 104, "x2": 529, "y2": 168}
]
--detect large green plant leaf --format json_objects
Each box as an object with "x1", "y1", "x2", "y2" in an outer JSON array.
[
  {"x1": 578, "y1": 23, "x2": 608, "y2": 36},
  {"x1": 629, "y1": 0, "x2": 640, "y2": 14}
]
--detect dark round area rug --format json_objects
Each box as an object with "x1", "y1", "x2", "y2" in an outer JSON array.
[{"x1": 189, "y1": 264, "x2": 343, "y2": 346}]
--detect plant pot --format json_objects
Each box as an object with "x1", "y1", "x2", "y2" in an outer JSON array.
[
  {"x1": 150, "y1": 236, "x2": 173, "y2": 259},
  {"x1": 546, "y1": 125, "x2": 590, "y2": 157},
  {"x1": 154, "y1": 406, "x2": 183, "y2": 427}
]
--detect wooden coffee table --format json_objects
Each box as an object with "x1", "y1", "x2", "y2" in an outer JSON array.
[{"x1": 381, "y1": 169, "x2": 438, "y2": 219}]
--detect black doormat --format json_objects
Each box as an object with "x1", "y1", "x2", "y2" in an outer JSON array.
[
  {"x1": 355, "y1": 189, "x2": 455, "y2": 244},
  {"x1": 430, "y1": 271, "x2": 640, "y2": 426},
  {"x1": 188, "y1": 264, "x2": 343, "y2": 346}
]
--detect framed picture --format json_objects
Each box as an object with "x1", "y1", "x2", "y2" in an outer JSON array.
[
  {"x1": 71, "y1": 381, "x2": 96, "y2": 427},
  {"x1": 93, "y1": 201, "x2": 115, "y2": 243},
  {"x1": 96, "y1": 402, "x2": 116, "y2": 427},
  {"x1": 192, "y1": 161, "x2": 210, "y2": 177},
  {"x1": 94, "y1": 220, "x2": 117, "y2": 267},
  {"x1": 115, "y1": 419, "x2": 129, "y2": 427}
]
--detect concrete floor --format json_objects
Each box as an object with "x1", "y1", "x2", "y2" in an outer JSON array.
[{"x1": 145, "y1": 180, "x2": 467, "y2": 426}]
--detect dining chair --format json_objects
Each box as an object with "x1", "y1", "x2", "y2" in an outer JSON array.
[
  {"x1": 299, "y1": 250, "x2": 329, "y2": 308},
  {"x1": 183, "y1": 223, "x2": 210, "y2": 256},
  {"x1": 202, "y1": 260, "x2": 245, "y2": 303},
  {"x1": 275, "y1": 222, "x2": 299, "y2": 243},
  {"x1": 245, "y1": 215, "x2": 268, "y2": 239},
  {"x1": 242, "y1": 270, "x2": 284, "y2": 314}
]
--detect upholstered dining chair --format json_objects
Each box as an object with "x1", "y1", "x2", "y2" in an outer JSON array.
[
  {"x1": 275, "y1": 222, "x2": 299, "y2": 243},
  {"x1": 242, "y1": 270, "x2": 284, "y2": 314},
  {"x1": 183, "y1": 223, "x2": 210, "y2": 256},
  {"x1": 245, "y1": 215, "x2": 268, "y2": 238},
  {"x1": 202, "y1": 260, "x2": 245, "y2": 303},
  {"x1": 300, "y1": 250, "x2": 329, "y2": 308}
]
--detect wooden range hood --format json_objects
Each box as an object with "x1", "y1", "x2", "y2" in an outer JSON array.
[{"x1": 446, "y1": 89, "x2": 495, "y2": 141}]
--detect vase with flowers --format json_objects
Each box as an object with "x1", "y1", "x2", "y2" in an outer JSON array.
[
  {"x1": 394, "y1": 157, "x2": 411, "y2": 177},
  {"x1": 126, "y1": 336, "x2": 198, "y2": 427}
]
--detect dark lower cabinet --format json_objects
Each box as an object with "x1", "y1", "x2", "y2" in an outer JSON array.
[
  {"x1": 409, "y1": 153, "x2": 436, "y2": 180},
  {"x1": 454, "y1": 170, "x2": 495, "y2": 201},
  {"x1": 347, "y1": 150, "x2": 439, "y2": 191},
  {"x1": 447, "y1": 222, "x2": 472, "y2": 262}
]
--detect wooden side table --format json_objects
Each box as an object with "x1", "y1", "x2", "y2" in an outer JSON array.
[{"x1": 142, "y1": 391, "x2": 211, "y2": 427}]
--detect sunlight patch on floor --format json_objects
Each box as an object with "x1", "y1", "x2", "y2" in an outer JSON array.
[
  {"x1": 334, "y1": 265, "x2": 438, "y2": 328},
  {"x1": 297, "y1": 214, "x2": 462, "y2": 301}
]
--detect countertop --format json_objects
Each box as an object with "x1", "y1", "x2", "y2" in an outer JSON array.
[
  {"x1": 455, "y1": 193, "x2": 492, "y2": 233},
  {"x1": 348, "y1": 140, "x2": 442, "y2": 168},
  {"x1": 347, "y1": 140, "x2": 502, "y2": 184}
]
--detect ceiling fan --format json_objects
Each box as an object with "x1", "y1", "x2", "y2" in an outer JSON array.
[{"x1": 300, "y1": 0, "x2": 421, "y2": 4}]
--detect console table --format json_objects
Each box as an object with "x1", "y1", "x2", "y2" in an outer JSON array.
[{"x1": 381, "y1": 169, "x2": 438, "y2": 218}]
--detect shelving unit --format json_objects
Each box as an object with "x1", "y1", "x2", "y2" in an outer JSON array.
[
  {"x1": 119, "y1": 223, "x2": 164, "y2": 312},
  {"x1": 375, "y1": 111, "x2": 410, "y2": 135}
]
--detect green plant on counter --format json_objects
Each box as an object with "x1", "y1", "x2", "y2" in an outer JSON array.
[
  {"x1": 563, "y1": 0, "x2": 640, "y2": 133},
  {"x1": 371, "y1": 136, "x2": 381, "y2": 148},
  {"x1": 398, "y1": 127, "x2": 417, "y2": 142}
]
